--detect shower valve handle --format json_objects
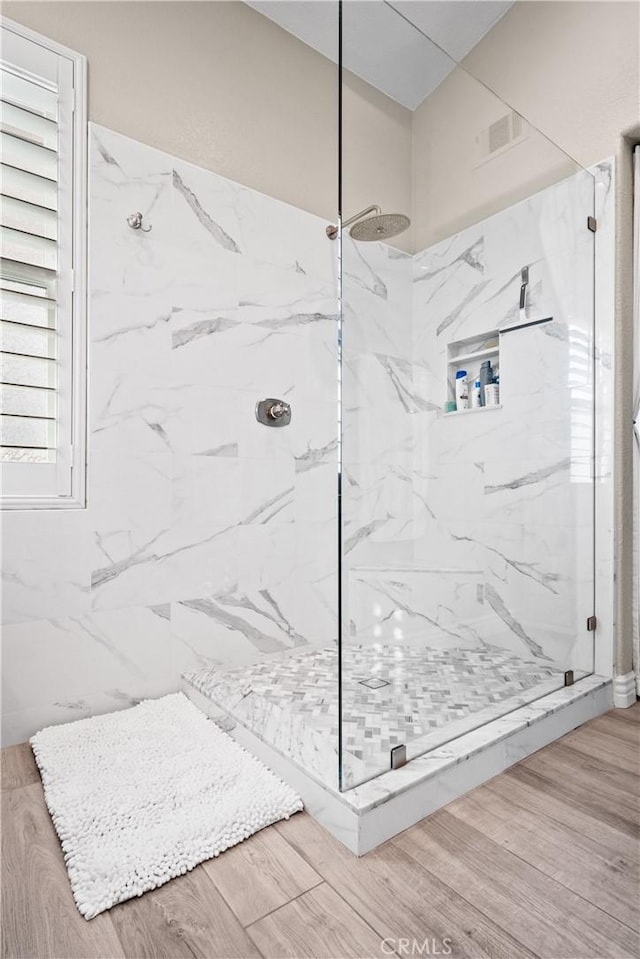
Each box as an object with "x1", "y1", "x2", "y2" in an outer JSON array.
[
  {"x1": 255, "y1": 398, "x2": 292, "y2": 428},
  {"x1": 269, "y1": 401, "x2": 290, "y2": 420}
]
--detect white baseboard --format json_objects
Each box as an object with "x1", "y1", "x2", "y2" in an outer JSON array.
[{"x1": 612, "y1": 671, "x2": 637, "y2": 708}]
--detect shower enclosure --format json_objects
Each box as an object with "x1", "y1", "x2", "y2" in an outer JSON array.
[
  {"x1": 337, "y1": 1, "x2": 596, "y2": 790},
  {"x1": 185, "y1": 0, "x2": 600, "y2": 809}
]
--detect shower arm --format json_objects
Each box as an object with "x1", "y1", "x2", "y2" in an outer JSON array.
[{"x1": 326, "y1": 205, "x2": 381, "y2": 240}]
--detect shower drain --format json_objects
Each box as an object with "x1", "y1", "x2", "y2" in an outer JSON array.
[{"x1": 358, "y1": 677, "x2": 391, "y2": 690}]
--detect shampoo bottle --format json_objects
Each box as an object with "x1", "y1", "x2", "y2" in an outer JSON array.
[
  {"x1": 478, "y1": 360, "x2": 493, "y2": 407},
  {"x1": 455, "y1": 370, "x2": 468, "y2": 411},
  {"x1": 485, "y1": 376, "x2": 500, "y2": 407}
]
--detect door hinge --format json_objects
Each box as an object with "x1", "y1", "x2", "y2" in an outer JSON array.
[
  {"x1": 587, "y1": 615, "x2": 597, "y2": 631},
  {"x1": 564, "y1": 670, "x2": 574, "y2": 687},
  {"x1": 587, "y1": 216, "x2": 597, "y2": 232},
  {"x1": 390, "y1": 744, "x2": 407, "y2": 770}
]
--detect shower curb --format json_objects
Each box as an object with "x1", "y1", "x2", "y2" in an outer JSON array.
[{"x1": 182, "y1": 674, "x2": 612, "y2": 855}]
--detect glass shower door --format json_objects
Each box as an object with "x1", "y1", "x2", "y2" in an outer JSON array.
[{"x1": 338, "y1": 0, "x2": 597, "y2": 790}]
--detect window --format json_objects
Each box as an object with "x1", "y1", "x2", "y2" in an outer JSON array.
[{"x1": 0, "y1": 18, "x2": 86, "y2": 508}]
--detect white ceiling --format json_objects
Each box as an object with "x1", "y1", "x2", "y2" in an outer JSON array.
[{"x1": 245, "y1": 1, "x2": 514, "y2": 110}]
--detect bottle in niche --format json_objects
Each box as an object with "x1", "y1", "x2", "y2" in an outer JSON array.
[
  {"x1": 471, "y1": 379, "x2": 482, "y2": 408},
  {"x1": 455, "y1": 370, "x2": 468, "y2": 410},
  {"x1": 484, "y1": 376, "x2": 500, "y2": 406},
  {"x1": 478, "y1": 359, "x2": 493, "y2": 407}
]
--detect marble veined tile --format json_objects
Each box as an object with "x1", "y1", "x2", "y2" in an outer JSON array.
[
  {"x1": 237, "y1": 524, "x2": 297, "y2": 593},
  {"x1": 426, "y1": 392, "x2": 577, "y2": 469},
  {"x1": 171, "y1": 310, "x2": 299, "y2": 398},
  {"x1": 240, "y1": 456, "x2": 295, "y2": 526},
  {"x1": 90, "y1": 446, "x2": 172, "y2": 533},
  {"x1": 169, "y1": 249, "x2": 240, "y2": 314},
  {"x1": 294, "y1": 520, "x2": 338, "y2": 590},
  {"x1": 482, "y1": 455, "x2": 593, "y2": 528},
  {"x1": 172, "y1": 593, "x2": 305, "y2": 672},
  {"x1": 343, "y1": 676, "x2": 609, "y2": 815},
  {"x1": 171, "y1": 159, "x2": 244, "y2": 261},
  {"x1": 164, "y1": 384, "x2": 250, "y2": 460},
  {"x1": 171, "y1": 155, "x2": 335, "y2": 284},
  {"x1": 172, "y1": 578, "x2": 333, "y2": 677},
  {"x1": 89, "y1": 523, "x2": 238, "y2": 611},
  {"x1": 342, "y1": 235, "x2": 392, "y2": 300},
  {"x1": 238, "y1": 255, "x2": 335, "y2": 311},
  {"x1": 2, "y1": 125, "x2": 611, "y2": 768},
  {"x1": 1, "y1": 510, "x2": 92, "y2": 625},
  {"x1": 349, "y1": 567, "x2": 485, "y2": 648},
  {"x1": 232, "y1": 181, "x2": 336, "y2": 282},
  {"x1": 173, "y1": 455, "x2": 243, "y2": 528},
  {"x1": 90, "y1": 130, "x2": 175, "y2": 296},
  {"x1": 90, "y1": 292, "x2": 173, "y2": 370},
  {"x1": 1, "y1": 605, "x2": 174, "y2": 724},
  {"x1": 294, "y1": 316, "x2": 339, "y2": 403},
  {"x1": 342, "y1": 239, "x2": 412, "y2": 364},
  {"x1": 91, "y1": 123, "x2": 173, "y2": 179},
  {"x1": 185, "y1": 641, "x2": 565, "y2": 790}
]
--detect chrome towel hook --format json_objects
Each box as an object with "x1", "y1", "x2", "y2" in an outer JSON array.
[{"x1": 126, "y1": 212, "x2": 152, "y2": 232}]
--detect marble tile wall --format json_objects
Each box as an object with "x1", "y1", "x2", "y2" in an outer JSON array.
[
  {"x1": 340, "y1": 234, "x2": 418, "y2": 641},
  {"x1": 341, "y1": 235, "x2": 415, "y2": 562},
  {"x1": 1, "y1": 129, "x2": 613, "y2": 762},
  {"x1": 1, "y1": 125, "x2": 340, "y2": 746}
]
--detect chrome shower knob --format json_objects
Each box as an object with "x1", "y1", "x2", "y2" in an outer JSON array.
[
  {"x1": 269, "y1": 401, "x2": 290, "y2": 420},
  {"x1": 255, "y1": 398, "x2": 292, "y2": 427}
]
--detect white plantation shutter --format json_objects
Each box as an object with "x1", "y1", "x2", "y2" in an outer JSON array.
[{"x1": 0, "y1": 19, "x2": 86, "y2": 507}]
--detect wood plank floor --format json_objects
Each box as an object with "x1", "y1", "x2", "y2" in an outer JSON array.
[{"x1": 2, "y1": 705, "x2": 639, "y2": 959}]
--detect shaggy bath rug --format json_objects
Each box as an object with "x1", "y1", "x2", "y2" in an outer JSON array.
[{"x1": 30, "y1": 693, "x2": 303, "y2": 919}]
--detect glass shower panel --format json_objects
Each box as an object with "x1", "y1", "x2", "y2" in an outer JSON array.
[{"x1": 338, "y1": 0, "x2": 596, "y2": 790}]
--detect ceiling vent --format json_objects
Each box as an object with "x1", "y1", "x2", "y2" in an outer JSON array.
[{"x1": 475, "y1": 111, "x2": 527, "y2": 166}]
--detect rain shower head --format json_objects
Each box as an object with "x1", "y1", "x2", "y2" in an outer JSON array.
[
  {"x1": 350, "y1": 212, "x2": 410, "y2": 242},
  {"x1": 326, "y1": 205, "x2": 411, "y2": 242}
]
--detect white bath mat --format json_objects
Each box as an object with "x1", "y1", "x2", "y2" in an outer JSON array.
[{"x1": 30, "y1": 693, "x2": 303, "y2": 919}]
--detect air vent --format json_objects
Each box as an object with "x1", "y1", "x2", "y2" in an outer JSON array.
[{"x1": 475, "y1": 111, "x2": 527, "y2": 166}]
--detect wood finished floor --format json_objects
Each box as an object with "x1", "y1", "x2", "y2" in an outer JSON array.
[{"x1": 2, "y1": 705, "x2": 639, "y2": 959}]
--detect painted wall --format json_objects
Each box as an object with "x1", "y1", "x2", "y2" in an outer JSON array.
[
  {"x1": 1, "y1": 0, "x2": 413, "y2": 246},
  {"x1": 463, "y1": 1, "x2": 639, "y2": 171},
  {"x1": 412, "y1": 1, "x2": 639, "y2": 249},
  {"x1": 0, "y1": 124, "x2": 340, "y2": 746}
]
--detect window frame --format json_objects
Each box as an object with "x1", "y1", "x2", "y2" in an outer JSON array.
[{"x1": 1, "y1": 16, "x2": 87, "y2": 510}]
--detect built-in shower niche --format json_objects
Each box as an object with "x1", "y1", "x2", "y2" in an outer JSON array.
[{"x1": 446, "y1": 330, "x2": 500, "y2": 414}]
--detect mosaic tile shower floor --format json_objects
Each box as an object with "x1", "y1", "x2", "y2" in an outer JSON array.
[{"x1": 185, "y1": 643, "x2": 565, "y2": 787}]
